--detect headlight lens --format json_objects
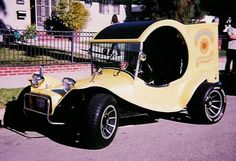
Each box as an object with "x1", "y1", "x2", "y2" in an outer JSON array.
[
  {"x1": 62, "y1": 77, "x2": 76, "y2": 92},
  {"x1": 31, "y1": 74, "x2": 45, "y2": 88}
]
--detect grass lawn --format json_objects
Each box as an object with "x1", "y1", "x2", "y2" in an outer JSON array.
[
  {"x1": 0, "y1": 88, "x2": 23, "y2": 109},
  {"x1": 0, "y1": 47, "x2": 62, "y2": 65},
  {"x1": 0, "y1": 45, "x2": 90, "y2": 66}
]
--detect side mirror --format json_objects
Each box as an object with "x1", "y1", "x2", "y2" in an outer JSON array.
[{"x1": 139, "y1": 52, "x2": 146, "y2": 62}]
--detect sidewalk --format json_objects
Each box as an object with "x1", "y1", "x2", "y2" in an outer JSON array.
[
  {"x1": 219, "y1": 56, "x2": 226, "y2": 71},
  {"x1": 0, "y1": 69, "x2": 91, "y2": 88},
  {"x1": 0, "y1": 108, "x2": 5, "y2": 127}
]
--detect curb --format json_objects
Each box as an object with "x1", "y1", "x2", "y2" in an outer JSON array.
[
  {"x1": 0, "y1": 108, "x2": 5, "y2": 127},
  {"x1": 0, "y1": 70, "x2": 91, "y2": 88}
]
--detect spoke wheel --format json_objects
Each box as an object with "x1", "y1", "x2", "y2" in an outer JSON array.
[
  {"x1": 100, "y1": 105, "x2": 117, "y2": 139},
  {"x1": 205, "y1": 89, "x2": 224, "y2": 121},
  {"x1": 187, "y1": 83, "x2": 226, "y2": 123}
]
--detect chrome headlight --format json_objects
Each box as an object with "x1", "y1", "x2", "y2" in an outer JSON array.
[
  {"x1": 31, "y1": 74, "x2": 45, "y2": 88},
  {"x1": 62, "y1": 77, "x2": 76, "y2": 92}
]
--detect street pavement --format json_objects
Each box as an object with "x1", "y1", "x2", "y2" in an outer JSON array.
[{"x1": 0, "y1": 95, "x2": 235, "y2": 161}]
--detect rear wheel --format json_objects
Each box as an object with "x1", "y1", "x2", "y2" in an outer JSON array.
[
  {"x1": 187, "y1": 83, "x2": 226, "y2": 123},
  {"x1": 85, "y1": 93, "x2": 119, "y2": 148}
]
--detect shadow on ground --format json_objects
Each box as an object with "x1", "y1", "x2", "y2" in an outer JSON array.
[{"x1": 3, "y1": 104, "x2": 197, "y2": 150}]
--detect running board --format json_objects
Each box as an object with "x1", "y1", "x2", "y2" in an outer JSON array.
[{"x1": 119, "y1": 112, "x2": 149, "y2": 119}]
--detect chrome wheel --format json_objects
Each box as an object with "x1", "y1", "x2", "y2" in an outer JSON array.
[
  {"x1": 205, "y1": 89, "x2": 225, "y2": 121},
  {"x1": 187, "y1": 83, "x2": 226, "y2": 123},
  {"x1": 100, "y1": 105, "x2": 118, "y2": 139}
]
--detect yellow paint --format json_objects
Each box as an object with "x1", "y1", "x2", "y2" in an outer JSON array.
[{"x1": 28, "y1": 20, "x2": 219, "y2": 113}]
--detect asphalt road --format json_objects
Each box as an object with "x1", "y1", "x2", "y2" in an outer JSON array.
[{"x1": 0, "y1": 95, "x2": 235, "y2": 161}]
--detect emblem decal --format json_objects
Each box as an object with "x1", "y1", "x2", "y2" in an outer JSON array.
[{"x1": 194, "y1": 28, "x2": 215, "y2": 67}]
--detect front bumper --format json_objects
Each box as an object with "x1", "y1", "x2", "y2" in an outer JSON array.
[{"x1": 24, "y1": 93, "x2": 65, "y2": 125}]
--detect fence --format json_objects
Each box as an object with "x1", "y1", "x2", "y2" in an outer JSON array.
[
  {"x1": 0, "y1": 29, "x2": 96, "y2": 66},
  {"x1": 0, "y1": 29, "x2": 228, "y2": 67}
]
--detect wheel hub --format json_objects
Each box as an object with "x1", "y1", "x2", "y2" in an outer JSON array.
[
  {"x1": 100, "y1": 105, "x2": 117, "y2": 139},
  {"x1": 205, "y1": 90, "x2": 224, "y2": 120},
  {"x1": 102, "y1": 115, "x2": 109, "y2": 128}
]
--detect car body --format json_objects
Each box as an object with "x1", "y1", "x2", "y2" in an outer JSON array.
[{"x1": 4, "y1": 20, "x2": 226, "y2": 149}]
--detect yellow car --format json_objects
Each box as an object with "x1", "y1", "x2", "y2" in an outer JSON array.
[{"x1": 4, "y1": 20, "x2": 226, "y2": 148}]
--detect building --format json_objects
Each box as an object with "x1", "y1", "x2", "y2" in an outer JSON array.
[
  {"x1": 82, "y1": 2, "x2": 126, "y2": 32},
  {"x1": 0, "y1": 0, "x2": 31, "y2": 30},
  {"x1": 0, "y1": 0, "x2": 127, "y2": 32}
]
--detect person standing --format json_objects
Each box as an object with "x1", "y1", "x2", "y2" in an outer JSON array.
[
  {"x1": 225, "y1": 20, "x2": 236, "y2": 73},
  {"x1": 109, "y1": 14, "x2": 121, "y2": 56},
  {"x1": 111, "y1": 14, "x2": 119, "y2": 24}
]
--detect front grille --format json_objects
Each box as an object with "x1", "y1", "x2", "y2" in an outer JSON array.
[{"x1": 24, "y1": 93, "x2": 51, "y2": 115}]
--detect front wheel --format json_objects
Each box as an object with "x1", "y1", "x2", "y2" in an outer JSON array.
[
  {"x1": 85, "y1": 93, "x2": 119, "y2": 148},
  {"x1": 3, "y1": 86, "x2": 31, "y2": 130},
  {"x1": 187, "y1": 83, "x2": 226, "y2": 124}
]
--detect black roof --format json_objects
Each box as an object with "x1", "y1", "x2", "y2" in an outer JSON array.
[{"x1": 94, "y1": 21, "x2": 155, "y2": 40}]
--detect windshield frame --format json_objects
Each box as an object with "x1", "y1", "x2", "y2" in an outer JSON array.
[
  {"x1": 134, "y1": 42, "x2": 143, "y2": 79},
  {"x1": 90, "y1": 42, "x2": 143, "y2": 80}
]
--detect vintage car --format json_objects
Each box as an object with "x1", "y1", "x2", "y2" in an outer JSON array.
[{"x1": 4, "y1": 20, "x2": 226, "y2": 148}]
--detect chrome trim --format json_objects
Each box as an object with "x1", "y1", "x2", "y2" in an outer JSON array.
[
  {"x1": 24, "y1": 93, "x2": 65, "y2": 125},
  {"x1": 134, "y1": 42, "x2": 144, "y2": 79}
]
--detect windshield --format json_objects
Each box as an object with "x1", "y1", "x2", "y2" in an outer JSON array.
[{"x1": 91, "y1": 42, "x2": 140, "y2": 76}]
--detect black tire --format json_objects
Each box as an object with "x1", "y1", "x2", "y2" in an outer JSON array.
[
  {"x1": 17, "y1": 85, "x2": 31, "y2": 106},
  {"x1": 86, "y1": 93, "x2": 119, "y2": 148},
  {"x1": 3, "y1": 86, "x2": 31, "y2": 130},
  {"x1": 187, "y1": 83, "x2": 226, "y2": 124}
]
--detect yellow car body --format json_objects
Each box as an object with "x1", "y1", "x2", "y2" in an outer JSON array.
[
  {"x1": 7, "y1": 20, "x2": 225, "y2": 148},
  {"x1": 30, "y1": 20, "x2": 219, "y2": 113}
]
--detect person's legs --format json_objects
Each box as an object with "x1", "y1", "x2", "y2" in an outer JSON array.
[
  {"x1": 113, "y1": 43, "x2": 121, "y2": 56},
  {"x1": 108, "y1": 43, "x2": 115, "y2": 55},
  {"x1": 225, "y1": 49, "x2": 233, "y2": 73},
  {"x1": 232, "y1": 50, "x2": 236, "y2": 72}
]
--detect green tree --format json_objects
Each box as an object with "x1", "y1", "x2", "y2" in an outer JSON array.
[
  {"x1": 45, "y1": 0, "x2": 89, "y2": 31},
  {"x1": 65, "y1": 1, "x2": 89, "y2": 30},
  {"x1": 113, "y1": 0, "x2": 203, "y2": 23},
  {"x1": 24, "y1": 24, "x2": 36, "y2": 40},
  {"x1": 141, "y1": 0, "x2": 202, "y2": 23},
  {"x1": 174, "y1": 0, "x2": 202, "y2": 23}
]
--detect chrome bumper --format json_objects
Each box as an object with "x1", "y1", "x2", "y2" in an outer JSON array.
[{"x1": 24, "y1": 93, "x2": 64, "y2": 125}]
